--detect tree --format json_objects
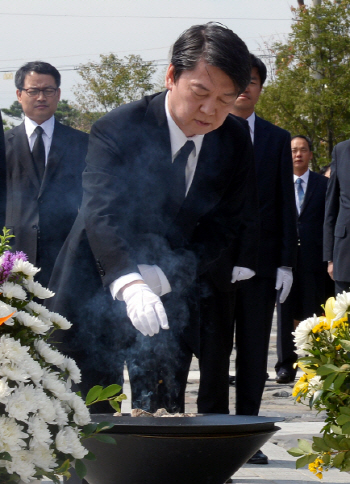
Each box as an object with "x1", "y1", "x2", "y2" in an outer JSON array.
[
  {"x1": 73, "y1": 53, "x2": 156, "y2": 123},
  {"x1": 2, "y1": 100, "x2": 23, "y2": 120},
  {"x1": 256, "y1": 0, "x2": 350, "y2": 168}
]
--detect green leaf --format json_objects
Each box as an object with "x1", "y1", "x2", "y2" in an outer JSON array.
[
  {"x1": 115, "y1": 393, "x2": 127, "y2": 402},
  {"x1": 317, "y1": 364, "x2": 340, "y2": 376},
  {"x1": 340, "y1": 407, "x2": 350, "y2": 416},
  {"x1": 84, "y1": 451, "x2": 96, "y2": 461},
  {"x1": 109, "y1": 398, "x2": 121, "y2": 412},
  {"x1": 296, "y1": 454, "x2": 317, "y2": 469},
  {"x1": 333, "y1": 452, "x2": 345, "y2": 467},
  {"x1": 334, "y1": 372, "x2": 348, "y2": 391},
  {"x1": 288, "y1": 447, "x2": 306, "y2": 457},
  {"x1": 343, "y1": 421, "x2": 350, "y2": 435},
  {"x1": 312, "y1": 436, "x2": 331, "y2": 452},
  {"x1": 339, "y1": 340, "x2": 350, "y2": 351},
  {"x1": 322, "y1": 453, "x2": 331, "y2": 465},
  {"x1": 96, "y1": 421, "x2": 115, "y2": 432},
  {"x1": 309, "y1": 389, "x2": 323, "y2": 408},
  {"x1": 339, "y1": 438, "x2": 350, "y2": 451},
  {"x1": 324, "y1": 433, "x2": 343, "y2": 450},
  {"x1": 298, "y1": 439, "x2": 313, "y2": 453},
  {"x1": 323, "y1": 371, "x2": 337, "y2": 390},
  {"x1": 0, "y1": 452, "x2": 12, "y2": 461},
  {"x1": 75, "y1": 459, "x2": 87, "y2": 479},
  {"x1": 331, "y1": 424, "x2": 343, "y2": 435},
  {"x1": 94, "y1": 434, "x2": 116, "y2": 444},
  {"x1": 55, "y1": 459, "x2": 71, "y2": 473},
  {"x1": 337, "y1": 415, "x2": 350, "y2": 426},
  {"x1": 82, "y1": 423, "x2": 97, "y2": 436},
  {"x1": 85, "y1": 385, "x2": 103, "y2": 405},
  {"x1": 99, "y1": 384, "x2": 122, "y2": 401}
]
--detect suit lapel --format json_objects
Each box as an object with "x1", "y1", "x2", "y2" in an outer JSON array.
[
  {"x1": 39, "y1": 120, "x2": 66, "y2": 197},
  {"x1": 10, "y1": 123, "x2": 41, "y2": 191}
]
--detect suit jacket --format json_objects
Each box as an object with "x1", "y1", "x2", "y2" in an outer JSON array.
[
  {"x1": 0, "y1": 112, "x2": 6, "y2": 228},
  {"x1": 297, "y1": 170, "x2": 328, "y2": 272},
  {"x1": 48, "y1": 91, "x2": 259, "y2": 354},
  {"x1": 5, "y1": 119, "x2": 88, "y2": 287},
  {"x1": 253, "y1": 115, "x2": 297, "y2": 277},
  {"x1": 324, "y1": 139, "x2": 350, "y2": 281}
]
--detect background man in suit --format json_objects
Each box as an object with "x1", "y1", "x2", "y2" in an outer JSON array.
[
  {"x1": 324, "y1": 139, "x2": 350, "y2": 296},
  {"x1": 0, "y1": 112, "x2": 6, "y2": 228},
  {"x1": 275, "y1": 135, "x2": 328, "y2": 384},
  {"x1": 4, "y1": 61, "x2": 88, "y2": 288},
  {"x1": 49, "y1": 23, "x2": 259, "y2": 418},
  {"x1": 229, "y1": 54, "x2": 297, "y2": 465}
]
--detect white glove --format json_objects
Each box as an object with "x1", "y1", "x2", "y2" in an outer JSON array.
[
  {"x1": 231, "y1": 266, "x2": 256, "y2": 283},
  {"x1": 275, "y1": 266, "x2": 293, "y2": 303},
  {"x1": 122, "y1": 283, "x2": 169, "y2": 337}
]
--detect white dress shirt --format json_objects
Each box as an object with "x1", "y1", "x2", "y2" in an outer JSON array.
[
  {"x1": 246, "y1": 112, "x2": 256, "y2": 143},
  {"x1": 110, "y1": 94, "x2": 204, "y2": 300},
  {"x1": 24, "y1": 115, "x2": 55, "y2": 164},
  {"x1": 294, "y1": 169, "x2": 310, "y2": 214}
]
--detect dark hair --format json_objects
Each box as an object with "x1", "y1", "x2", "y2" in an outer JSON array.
[
  {"x1": 15, "y1": 61, "x2": 61, "y2": 90},
  {"x1": 171, "y1": 22, "x2": 251, "y2": 95},
  {"x1": 291, "y1": 135, "x2": 312, "y2": 151},
  {"x1": 250, "y1": 54, "x2": 267, "y2": 86},
  {"x1": 319, "y1": 164, "x2": 331, "y2": 176}
]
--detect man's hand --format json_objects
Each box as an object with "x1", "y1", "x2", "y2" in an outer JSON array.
[
  {"x1": 328, "y1": 261, "x2": 334, "y2": 281},
  {"x1": 275, "y1": 266, "x2": 293, "y2": 303},
  {"x1": 121, "y1": 282, "x2": 169, "y2": 336},
  {"x1": 231, "y1": 266, "x2": 256, "y2": 283}
]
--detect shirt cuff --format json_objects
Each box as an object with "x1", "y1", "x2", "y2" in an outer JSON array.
[{"x1": 109, "y1": 273, "x2": 144, "y2": 301}]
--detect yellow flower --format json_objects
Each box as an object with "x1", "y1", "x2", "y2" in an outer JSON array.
[
  {"x1": 309, "y1": 458, "x2": 324, "y2": 478},
  {"x1": 292, "y1": 373, "x2": 309, "y2": 397},
  {"x1": 325, "y1": 297, "x2": 337, "y2": 322},
  {"x1": 297, "y1": 362, "x2": 316, "y2": 377}
]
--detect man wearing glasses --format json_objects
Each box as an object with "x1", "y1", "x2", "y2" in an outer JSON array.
[{"x1": 4, "y1": 61, "x2": 88, "y2": 288}]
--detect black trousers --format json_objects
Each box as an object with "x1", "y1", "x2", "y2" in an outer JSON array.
[{"x1": 335, "y1": 280, "x2": 350, "y2": 296}]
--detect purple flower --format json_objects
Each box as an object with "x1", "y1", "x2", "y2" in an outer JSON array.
[{"x1": 0, "y1": 251, "x2": 28, "y2": 284}]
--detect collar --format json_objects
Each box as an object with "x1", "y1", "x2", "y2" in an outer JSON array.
[
  {"x1": 24, "y1": 115, "x2": 55, "y2": 139},
  {"x1": 165, "y1": 92, "x2": 204, "y2": 159},
  {"x1": 294, "y1": 169, "x2": 310, "y2": 185},
  {"x1": 246, "y1": 112, "x2": 256, "y2": 137}
]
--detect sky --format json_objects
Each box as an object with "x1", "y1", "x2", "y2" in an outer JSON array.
[{"x1": 0, "y1": 0, "x2": 314, "y2": 110}]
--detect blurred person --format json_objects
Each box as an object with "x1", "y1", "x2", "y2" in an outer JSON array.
[
  {"x1": 275, "y1": 135, "x2": 328, "y2": 384},
  {"x1": 4, "y1": 61, "x2": 88, "y2": 287},
  {"x1": 319, "y1": 163, "x2": 331, "y2": 178},
  {"x1": 0, "y1": 111, "x2": 6, "y2": 228}
]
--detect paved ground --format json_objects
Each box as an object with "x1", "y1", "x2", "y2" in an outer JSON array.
[{"x1": 42, "y1": 310, "x2": 348, "y2": 483}]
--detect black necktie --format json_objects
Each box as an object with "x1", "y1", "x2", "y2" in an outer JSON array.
[
  {"x1": 32, "y1": 126, "x2": 45, "y2": 181},
  {"x1": 170, "y1": 140, "x2": 195, "y2": 205}
]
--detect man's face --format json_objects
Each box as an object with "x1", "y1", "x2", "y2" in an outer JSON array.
[
  {"x1": 291, "y1": 137, "x2": 313, "y2": 175},
  {"x1": 233, "y1": 67, "x2": 262, "y2": 116},
  {"x1": 17, "y1": 72, "x2": 61, "y2": 124},
  {"x1": 165, "y1": 60, "x2": 238, "y2": 137}
]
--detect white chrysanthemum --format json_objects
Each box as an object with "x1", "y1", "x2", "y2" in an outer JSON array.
[
  {"x1": 68, "y1": 393, "x2": 91, "y2": 426},
  {"x1": 0, "y1": 416, "x2": 28, "y2": 453},
  {"x1": 0, "y1": 300, "x2": 15, "y2": 319},
  {"x1": 59, "y1": 357, "x2": 81, "y2": 384},
  {"x1": 23, "y1": 279, "x2": 54, "y2": 299},
  {"x1": 48, "y1": 310, "x2": 72, "y2": 330},
  {"x1": 23, "y1": 355, "x2": 44, "y2": 385},
  {"x1": 293, "y1": 315, "x2": 319, "y2": 355},
  {"x1": 5, "y1": 384, "x2": 39, "y2": 422},
  {"x1": 3, "y1": 316, "x2": 15, "y2": 326},
  {"x1": 41, "y1": 369, "x2": 70, "y2": 400},
  {"x1": 4, "y1": 448, "x2": 36, "y2": 483},
  {"x1": 0, "y1": 281, "x2": 27, "y2": 300},
  {"x1": 27, "y1": 415, "x2": 52, "y2": 448},
  {"x1": 26, "y1": 300, "x2": 51, "y2": 321},
  {"x1": 51, "y1": 398, "x2": 69, "y2": 426},
  {"x1": 307, "y1": 375, "x2": 323, "y2": 397},
  {"x1": 0, "y1": 377, "x2": 13, "y2": 402},
  {"x1": 15, "y1": 311, "x2": 51, "y2": 334},
  {"x1": 56, "y1": 426, "x2": 88, "y2": 459},
  {"x1": 0, "y1": 363, "x2": 31, "y2": 383},
  {"x1": 31, "y1": 444, "x2": 57, "y2": 472},
  {"x1": 0, "y1": 335, "x2": 30, "y2": 364},
  {"x1": 12, "y1": 258, "x2": 40, "y2": 279},
  {"x1": 34, "y1": 340, "x2": 65, "y2": 366},
  {"x1": 333, "y1": 291, "x2": 350, "y2": 320},
  {"x1": 36, "y1": 393, "x2": 57, "y2": 424}
]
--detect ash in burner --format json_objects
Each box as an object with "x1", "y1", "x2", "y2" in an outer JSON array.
[{"x1": 113, "y1": 408, "x2": 196, "y2": 417}]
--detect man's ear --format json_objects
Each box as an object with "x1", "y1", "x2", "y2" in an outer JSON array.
[
  {"x1": 165, "y1": 64, "x2": 176, "y2": 91},
  {"x1": 16, "y1": 89, "x2": 23, "y2": 104}
]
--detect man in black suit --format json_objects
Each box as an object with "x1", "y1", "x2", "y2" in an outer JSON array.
[
  {"x1": 0, "y1": 111, "x2": 6, "y2": 228},
  {"x1": 4, "y1": 61, "x2": 88, "y2": 288},
  {"x1": 229, "y1": 54, "x2": 297, "y2": 465},
  {"x1": 275, "y1": 135, "x2": 328, "y2": 384},
  {"x1": 324, "y1": 140, "x2": 350, "y2": 296},
  {"x1": 49, "y1": 23, "x2": 259, "y2": 417}
]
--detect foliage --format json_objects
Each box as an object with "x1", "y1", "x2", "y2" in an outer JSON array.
[
  {"x1": 54, "y1": 100, "x2": 81, "y2": 128},
  {"x1": 256, "y1": 0, "x2": 350, "y2": 169},
  {"x1": 0, "y1": 229, "x2": 124, "y2": 483},
  {"x1": 288, "y1": 295, "x2": 350, "y2": 478},
  {"x1": 73, "y1": 53, "x2": 156, "y2": 129},
  {"x1": 2, "y1": 101, "x2": 23, "y2": 120}
]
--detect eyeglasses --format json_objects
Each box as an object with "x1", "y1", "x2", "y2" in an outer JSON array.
[{"x1": 21, "y1": 88, "x2": 58, "y2": 97}]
